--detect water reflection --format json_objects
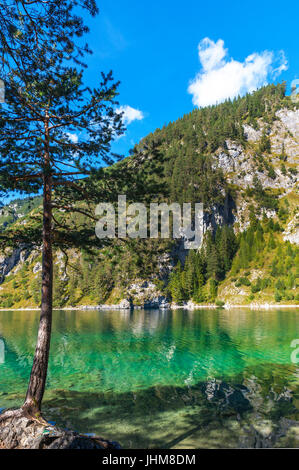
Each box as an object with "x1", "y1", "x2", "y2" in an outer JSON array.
[
  {"x1": 0, "y1": 308, "x2": 298, "y2": 448},
  {"x1": 0, "y1": 309, "x2": 298, "y2": 393}
]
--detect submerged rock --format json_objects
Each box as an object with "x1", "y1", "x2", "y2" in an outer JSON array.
[{"x1": 201, "y1": 380, "x2": 252, "y2": 414}]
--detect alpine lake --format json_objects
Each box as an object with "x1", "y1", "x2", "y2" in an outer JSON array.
[{"x1": 0, "y1": 307, "x2": 298, "y2": 448}]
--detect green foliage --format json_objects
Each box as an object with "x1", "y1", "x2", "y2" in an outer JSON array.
[
  {"x1": 288, "y1": 167, "x2": 298, "y2": 176},
  {"x1": 251, "y1": 277, "x2": 262, "y2": 293},
  {"x1": 236, "y1": 277, "x2": 251, "y2": 287},
  {"x1": 169, "y1": 154, "x2": 226, "y2": 206},
  {"x1": 280, "y1": 163, "x2": 287, "y2": 175},
  {"x1": 248, "y1": 176, "x2": 279, "y2": 211},
  {"x1": 278, "y1": 204, "x2": 289, "y2": 222},
  {"x1": 275, "y1": 291, "x2": 282, "y2": 302},
  {"x1": 168, "y1": 262, "x2": 186, "y2": 304},
  {"x1": 31, "y1": 275, "x2": 41, "y2": 306},
  {"x1": 259, "y1": 131, "x2": 271, "y2": 153},
  {"x1": 267, "y1": 166, "x2": 276, "y2": 180},
  {"x1": 209, "y1": 279, "x2": 218, "y2": 302},
  {"x1": 167, "y1": 226, "x2": 237, "y2": 303},
  {"x1": 229, "y1": 217, "x2": 298, "y2": 302}
]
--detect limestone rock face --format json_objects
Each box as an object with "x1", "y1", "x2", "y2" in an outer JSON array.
[
  {"x1": 243, "y1": 124, "x2": 262, "y2": 142},
  {"x1": 143, "y1": 297, "x2": 170, "y2": 309},
  {"x1": 0, "y1": 245, "x2": 41, "y2": 283},
  {"x1": 283, "y1": 215, "x2": 299, "y2": 245},
  {"x1": 33, "y1": 262, "x2": 42, "y2": 274},
  {"x1": 118, "y1": 299, "x2": 132, "y2": 309},
  {"x1": 0, "y1": 247, "x2": 30, "y2": 282},
  {"x1": 274, "y1": 109, "x2": 299, "y2": 161},
  {"x1": 126, "y1": 280, "x2": 169, "y2": 308},
  {"x1": 214, "y1": 108, "x2": 299, "y2": 192}
]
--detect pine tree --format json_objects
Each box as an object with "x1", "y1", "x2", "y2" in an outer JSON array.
[
  {"x1": 209, "y1": 279, "x2": 218, "y2": 301},
  {"x1": 31, "y1": 275, "x2": 41, "y2": 305},
  {"x1": 168, "y1": 262, "x2": 185, "y2": 303},
  {"x1": 259, "y1": 131, "x2": 271, "y2": 153},
  {"x1": 184, "y1": 251, "x2": 197, "y2": 298},
  {"x1": 0, "y1": 1, "x2": 124, "y2": 419},
  {"x1": 268, "y1": 233, "x2": 276, "y2": 250}
]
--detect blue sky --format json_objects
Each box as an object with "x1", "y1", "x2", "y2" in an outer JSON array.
[
  {"x1": 80, "y1": 0, "x2": 299, "y2": 157},
  {"x1": 1, "y1": 0, "x2": 298, "y2": 205}
]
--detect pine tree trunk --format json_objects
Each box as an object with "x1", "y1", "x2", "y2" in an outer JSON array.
[{"x1": 23, "y1": 118, "x2": 52, "y2": 416}]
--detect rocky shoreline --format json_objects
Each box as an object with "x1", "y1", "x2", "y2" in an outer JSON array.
[
  {"x1": 0, "y1": 302, "x2": 298, "y2": 312},
  {"x1": 0, "y1": 413, "x2": 121, "y2": 449}
]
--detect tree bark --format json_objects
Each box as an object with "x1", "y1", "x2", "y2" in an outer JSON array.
[{"x1": 23, "y1": 116, "x2": 52, "y2": 416}]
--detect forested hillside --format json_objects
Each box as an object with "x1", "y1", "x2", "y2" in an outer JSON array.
[{"x1": 0, "y1": 83, "x2": 298, "y2": 308}]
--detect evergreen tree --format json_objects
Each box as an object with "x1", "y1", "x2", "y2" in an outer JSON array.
[
  {"x1": 0, "y1": 0, "x2": 123, "y2": 419},
  {"x1": 268, "y1": 233, "x2": 276, "y2": 250},
  {"x1": 259, "y1": 131, "x2": 271, "y2": 153},
  {"x1": 168, "y1": 262, "x2": 185, "y2": 303}
]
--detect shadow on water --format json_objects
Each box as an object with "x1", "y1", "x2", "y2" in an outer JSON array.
[{"x1": 40, "y1": 367, "x2": 299, "y2": 449}]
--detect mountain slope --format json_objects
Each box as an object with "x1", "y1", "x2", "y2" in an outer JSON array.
[{"x1": 0, "y1": 83, "x2": 298, "y2": 308}]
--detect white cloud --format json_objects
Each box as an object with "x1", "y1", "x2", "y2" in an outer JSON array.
[
  {"x1": 272, "y1": 50, "x2": 288, "y2": 77},
  {"x1": 188, "y1": 38, "x2": 288, "y2": 108},
  {"x1": 117, "y1": 105, "x2": 144, "y2": 125},
  {"x1": 66, "y1": 132, "x2": 78, "y2": 143}
]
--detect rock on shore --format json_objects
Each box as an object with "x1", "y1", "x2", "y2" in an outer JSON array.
[{"x1": 0, "y1": 414, "x2": 121, "y2": 449}]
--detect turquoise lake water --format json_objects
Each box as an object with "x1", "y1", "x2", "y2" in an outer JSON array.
[{"x1": 0, "y1": 308, "x2": 298, "y2": 448}]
